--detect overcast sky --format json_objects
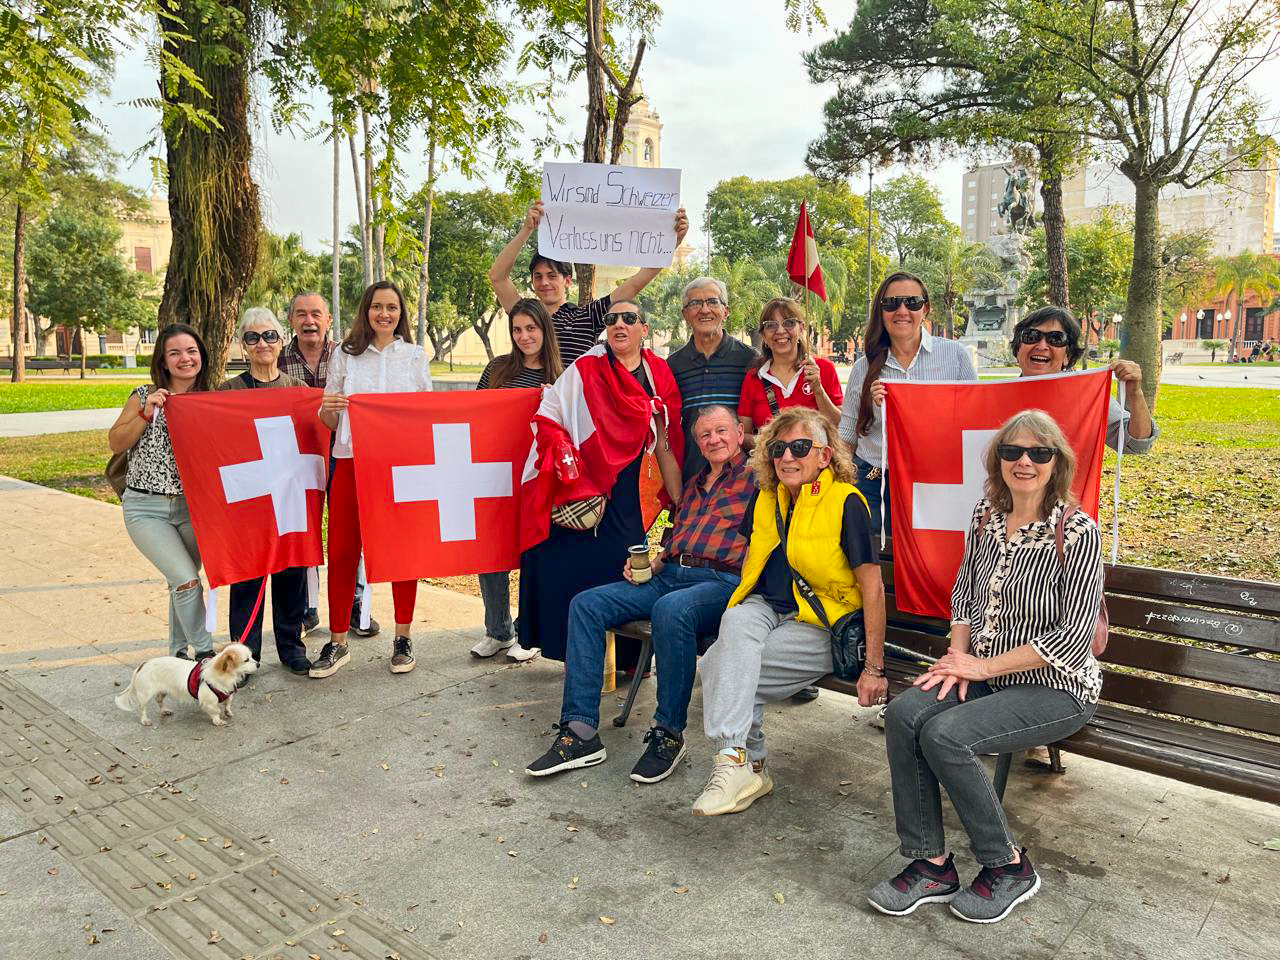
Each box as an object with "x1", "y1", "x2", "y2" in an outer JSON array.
[{"x1": 91, "y1": 0, "x2": 1277, "y2": 255}]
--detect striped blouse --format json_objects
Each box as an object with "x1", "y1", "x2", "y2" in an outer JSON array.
[{"x1": 950, "y1": 498, "x2": 1104, "y2": 704}]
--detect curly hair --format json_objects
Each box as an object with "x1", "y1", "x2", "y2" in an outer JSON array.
[
  {"x1": 749, "y1": 406, "x2": 856, "y2": 492},
  {"x1": 983, "y1": 409, "x2": 1078, "y2": 520}
]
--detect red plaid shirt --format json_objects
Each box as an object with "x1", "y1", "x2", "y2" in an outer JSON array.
[
  {"x1": 279, "y1": 338, "x2": 332, "y2": 388},
  {"x1": 663, "y1": 452, "x2": 755, "y2": 571}
]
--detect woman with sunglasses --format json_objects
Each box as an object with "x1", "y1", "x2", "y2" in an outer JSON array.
[
  {"x1": 1011, "y1": 306, "x2": 1156, "y2": 453},
  {"x1": 693, "y1": 407, "x2": 887, "y2": 816},
  {"x1": 470, "y1": 299, "x2": 564, "y2": 663},
  {"x1": 519, "y1": 300, "x2": 684, "y2": 663},
  {"x1": 216, "y1": 307, "x2": 310, "y2": 675},
  {"x1": 738, "y1": 297, "x2": 842, "y2": 443},
  {"x1": 839, "y1": 272, "x2": 977, "y2": 536},
  {"x1": 868, "y1": 409, "x2": 1102, "y2": 924}
]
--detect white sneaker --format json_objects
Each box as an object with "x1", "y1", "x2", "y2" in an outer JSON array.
[
  {"x1": 692, "y1": 751, "x2": 773, "y2": 816},
  {"x1": 870, "y1": 705, "x2": 887, "y2": 730},
  {"x1": 470, "y1": 635, "x2": 516, "y2": 658},
  {"x1": 506, "y1": 644, "x2": 541, "y2": 662}
]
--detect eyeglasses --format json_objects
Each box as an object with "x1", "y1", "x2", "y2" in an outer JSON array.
[
  {"x1": 1019, "y1": 328, "x2": 1070, "y2": 348},
  {"x1": 880, "y1": 296, "x2": 928, "y2": 312},
  {"x1": 760, "y1": 317, "x2": 800, "y2": 334},
  {"x1": 997, "y1": 444, "x2": 1057, "y2": 464},
  {"x1": 684, "y1": 297, "x2": 725, "y2": 310},
  {"x1": 242, "y1": 330, "x2": 281, "y2": 345},
  {"x1": 604, "y1": 311, "x2": 643, "y2": 326},
  {"x1": 768, "y1": 438, "x2": 824, "y2": 460}
]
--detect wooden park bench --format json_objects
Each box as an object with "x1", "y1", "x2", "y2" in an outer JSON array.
[
  {"x1": 0, "y1": 357, "x2": 107, "y2": 374},
  {"x1": 606, "y1": 546, "x2": 1280, "y2": 805}
]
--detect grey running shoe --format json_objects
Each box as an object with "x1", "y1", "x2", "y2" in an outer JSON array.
[
  {"x1": 867, "y1": 854, "x2": 961, "y2": 916},
  {"x1": 950, "y1": 850, "x2": 1041, "y2": 923},
  {"x1": 390, "y1": 635, "x2": 415, "y2": 674}
]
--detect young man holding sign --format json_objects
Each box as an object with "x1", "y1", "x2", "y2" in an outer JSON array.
[{"x1": 488, "y1": 200, "x2": 689, "y2": 367}]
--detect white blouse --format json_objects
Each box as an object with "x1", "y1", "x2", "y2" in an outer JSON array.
[{"x1": 325, "y1": 337, "x2": 433, "y2": 458}]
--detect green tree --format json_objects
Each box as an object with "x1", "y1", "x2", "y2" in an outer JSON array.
[
  {"x1": 25, "y1": 204, "x2": 153, "y2": 376},
  {"x1": 1209, "y1": 251, "x2": 1280, "y2": 362},
  {"x1": 871, "y1": 173, "x2": 952, "y2": 267},
  {"x1": 1003, "y1": 0, "x2": 1280, "y2": 404},
  {"x1": 244, "y1": 231, "x2": 325, "y2": 318},
  {"x1": 910, "y1": 228, "x2": 1002, "y2": 338},
  {"x1": 1, "y1": 0, "x2": 138, "y2": 380}
]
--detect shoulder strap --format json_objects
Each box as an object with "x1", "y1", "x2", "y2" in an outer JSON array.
[
  {"x1": 772, "y1": 498, "x2": 832, "y2": 631},
  {"x1": 763, "y1": 380, "x2": 780, "y2": 416},
  {"x1": 1055, "y1": 504, "x2": 1079, "y2": 570}
]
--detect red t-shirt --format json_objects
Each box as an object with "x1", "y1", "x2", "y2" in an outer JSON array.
[{"x1": 737, "y1": 356, "x2": 844, "y2": 428}]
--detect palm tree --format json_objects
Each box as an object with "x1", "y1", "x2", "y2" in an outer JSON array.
[
  {"x1": 910, "y1": 230, "x2": 1003, "y2": 338},
  {"x1": 1210, "y1": 251, "x2": 1280, "y2": 362}
]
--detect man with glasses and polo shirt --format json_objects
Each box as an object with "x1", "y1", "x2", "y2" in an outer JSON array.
[
  {"x1": 666, "y1": 277, "x2": 757, "y2": 483},
  {"x1": 488, "y1": 201, "x2": 690, "y2": 367}
]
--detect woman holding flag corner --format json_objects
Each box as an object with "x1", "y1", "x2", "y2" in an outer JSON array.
[{"x1": 315, "y1": 281, "x2": 433, "y2": 680}]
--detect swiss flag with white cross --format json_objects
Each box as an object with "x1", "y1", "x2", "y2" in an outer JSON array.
[
  {"x1": 166, "y1": 388, "x2": 329, "y2": 589},
  {"x1": 884, "y1": 369, "x2": 1111, "y2": 618},
  {"x1": 347, "y1": 389, "x2": 542, "y2": 583}
]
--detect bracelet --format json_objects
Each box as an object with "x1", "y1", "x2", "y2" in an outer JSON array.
[
  {"x1": 863, "y1": 664, "x2": 885, "y2": 677},
  {"x1": 139, "y1": 408, "x2": 153, "y2": 423}
]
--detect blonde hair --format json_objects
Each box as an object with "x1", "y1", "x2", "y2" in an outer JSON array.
[
  {"x1": 983, "y1": 409, "x2": 1077, "y2": 520},
  {"x1": 749, "y1": 407, "x2": 855, "y2": 492}
]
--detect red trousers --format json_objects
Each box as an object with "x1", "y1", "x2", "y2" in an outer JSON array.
[{"x1": 327, "y1": 458, "x2": 417, "y2": 633}]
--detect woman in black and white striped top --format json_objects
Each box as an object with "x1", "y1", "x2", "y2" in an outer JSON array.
[{"x1": 867, "y1": 409, "x2": 1103, "y2": 924}]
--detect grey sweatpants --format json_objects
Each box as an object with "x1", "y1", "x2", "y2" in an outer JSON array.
[{"x1": 700, "y1": 595, "x2": 832, "y2": 761}]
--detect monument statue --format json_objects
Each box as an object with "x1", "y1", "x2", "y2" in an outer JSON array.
[
  {"x1": 960, "y1": 165, "x2": 1037, "y2": 359},
  {"x1": 997, "y1": 166, "x2": 1036, "y2": 235}
]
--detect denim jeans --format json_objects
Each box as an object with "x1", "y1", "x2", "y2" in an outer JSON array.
[
  {"x1": 885, "y1": 682, "x2": 1095, "y2": 867},
  {"x1": 122, "y1": 490, "x2": 213, "y2": 656},
  {"x1": 478, "y1": 572, "x2": 514, "y2": 643},
  {"x1": 854, "y1": 455, "x2": 890, "y2": 537},
  {"x1": 560, "y1": 563, "x2": 738, "y2": 734},
  {"x1": 230, "y1": 566, "x2": 308, "y2": 665}
]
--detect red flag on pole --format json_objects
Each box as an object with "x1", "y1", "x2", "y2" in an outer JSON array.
[
  {"x1": 166, "y1": 388, "x2": 329, "y2": 589},
  {"x1": 786, "y1": 200, "x2": 828, "y2": 302},
  {"x1": 883, "y1": 370, "x2": 1111, "y2": 618},
  {"x1": 347, "y1": 389, "x2": 542, "y2": 583}
]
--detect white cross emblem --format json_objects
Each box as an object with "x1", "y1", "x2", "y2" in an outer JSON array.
[
  {"x1": 392, "y1": 423, "x2": 513, "y2": 542},
  {"x1": 219, "y1": 416, "x2": 326, "y2": 535},
  {"x1": 912, "y1": 429, "x2": 997, "y2": 532}
]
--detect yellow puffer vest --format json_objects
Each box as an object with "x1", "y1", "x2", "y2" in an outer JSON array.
[{"x1": 727, "y1": 467, "x2": 869, "y2": 626}]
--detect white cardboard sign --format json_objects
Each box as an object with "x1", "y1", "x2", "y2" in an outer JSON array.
[{"x1": 538, "y1": 161, "x2": 682, "y2": 268}]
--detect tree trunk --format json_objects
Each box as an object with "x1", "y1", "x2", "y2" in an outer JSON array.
[
  {"x1": 332, "y1": 112, "x2": 343, "y2": 338},
  {"x1": 1226, "y1": 289, "x2": 1242, "y2": 362},
  {"x1": 472, "y1": 309, "x2": 498, "y2": 361},
  {"x1": 361, "y1": 108, "x2": 383, "y2": 282},
  {"x1": 10, "y1": 201, "x2": 26, "y2": 382},
  {"x1": 350, "y1": 133, "x2": 372, "y2": 286},
  {"x1": 1039, "y1": 167, "x2": 1070, "y2": 309},
  {"x1": 156, "y1": 0, "x2": 260, "y2": 384},
  {"x1": 78, "y1": 326, "x2": 86, "y2": 378},
  {"x1": 1123, "y1": 178, "x2": 1163, "y2": 407},
  {"x1": 416, "y1": 134, "x2": 437, "y2": 348},
  {"x1": 576, "y1": 0, "x2": 610, "y2": 304}
]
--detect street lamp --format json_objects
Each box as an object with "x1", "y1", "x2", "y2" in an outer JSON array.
[
  {"x1": 1111, "y1": 313, "x2": 1122, "y2": 361},
  {"x1": 1223, "y1": 309, "x2": 1234, "y2": 362}
]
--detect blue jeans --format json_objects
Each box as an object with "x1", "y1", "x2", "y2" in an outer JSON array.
[
  {"x1": 478, "y1": 571, "x2": 514, "y2": 643},
  {"x1": 854, "y1": 455, "x2": 890, "y2": 537},
  {"x1": 561, "y1": 564, "x2": 739, "y2": 734}
]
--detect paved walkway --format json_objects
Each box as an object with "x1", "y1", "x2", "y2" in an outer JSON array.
[{"x1": 1, "y1": 475, "x2": 1277, "y2": 959}]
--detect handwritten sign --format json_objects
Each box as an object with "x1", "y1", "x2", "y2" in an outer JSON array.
[{"x1": 538, "y1": 162, "x2": 682, "y2": 268}]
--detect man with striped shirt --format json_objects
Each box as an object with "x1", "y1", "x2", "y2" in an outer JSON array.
[
  {"x1": 666, "y1": 278, "x2": 758, "y2": 483},
  {"x1": 488, "y1": 201, "x2": 689, "y2": 367}
]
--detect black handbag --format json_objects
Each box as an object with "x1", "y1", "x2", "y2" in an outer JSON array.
[{"x1": 773, "y1": 501, "x2": 866, "y2": 682}]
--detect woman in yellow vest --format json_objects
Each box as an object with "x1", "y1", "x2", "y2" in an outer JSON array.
[{"x1": 692, "y1": 407, "x2": 888, "y2": 817}]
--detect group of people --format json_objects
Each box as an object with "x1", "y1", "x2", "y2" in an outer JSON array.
[{"x1": 109, "y1": 200, "x2": 1158, "y2": 925}]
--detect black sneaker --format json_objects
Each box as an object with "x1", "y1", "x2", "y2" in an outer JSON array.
[
  {"x1": 301, "y1": 609, "x2": 319, "y2": 638},
  {"x1": 629, "y1": 727, "x2": 687, "y2": 784},
  {"x1": 195, "y1": 649, "x2": 215, "y2": 662},
  {"x1": 867, "y1": 854, "x2": 961, "y2": 916},
  {"x1": 525, "y1": 725, "x2": 607, "y2": 777},
  {"x1": 309, "y1": 642, "x2": 350, "y2": 679},
  {"x1": 791, "y1": 685, "x2": 820, "y2": 703},
  {"x1": 390, "y1": 635, "x2": 415, "y2": 674},
  {"x1": 950, "y1": 850, "x2": 1041, "y2": 923},
  {"x1": 287, "y1": 657, "x2": 312, "y2": 676},
  {"x1": 350, "y1": 616, "x2": 380, "y2": 638}
]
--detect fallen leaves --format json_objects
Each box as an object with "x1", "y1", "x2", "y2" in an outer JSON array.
[
  {"x1": 1263, "y1": 838, "x2": 1280, "y2": 851},
  {"x1": 207, "y1": 931, "x2": 223, "y2": 945},
  {"x1": 673, "y1": 886, "x2": 689, "y2": 895},
  {"x1": 598, "y1": 916, "x2": 615, "y2": 926},
  {"x1": 772, "y1": 892, "x2": 785, "y2": 904}
]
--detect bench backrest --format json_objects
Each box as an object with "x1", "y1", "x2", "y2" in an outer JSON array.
[{"x1": 877, "y1": 544, "x2": 1280, "y2": 739}]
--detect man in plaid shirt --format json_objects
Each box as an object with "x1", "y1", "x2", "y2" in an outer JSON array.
[{"x1": 524, "y1": 405, "x2": 756, "y2": 785}]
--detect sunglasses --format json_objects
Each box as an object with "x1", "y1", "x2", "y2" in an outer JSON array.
[
  {"x1": 997, "y1": 444, "x2": 1057, "y2": 464},
  {"x1": 880, "y1": 296, "x2": 928, "y2": 312},
  {"x1": 760, "y1": 317, "x2": 800, "y2": 333},
  {"x1": 604, "y1": 311, "x2": 643, "y2": 326},
  {"x1": 242, "y1": 330, "x2": 281, "y2": 345},
  {"x1": 768, "y1": 438, "x2": 824, "y2": 460},
  {"x1": 1019, "y1": 328, "x2": 1070, "y2": 347}
]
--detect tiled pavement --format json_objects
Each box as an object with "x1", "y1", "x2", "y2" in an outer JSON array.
[{"x1": 1, "y1": 475, "x2": 1278, "y2": 960}]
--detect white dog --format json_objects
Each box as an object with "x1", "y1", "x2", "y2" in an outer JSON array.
[{"x1": 115, "y1": 644, "x2": 257, "y2": 727}]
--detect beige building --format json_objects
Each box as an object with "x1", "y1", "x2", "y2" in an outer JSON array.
[
  {"x1": 1061, "y1": 156, "x2": 1277, "y2": 256},
  {"x1": 448, "y1": 84, "x2": 693, "y2": 366}
]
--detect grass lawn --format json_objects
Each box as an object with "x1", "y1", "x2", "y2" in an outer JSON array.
[{"x1": 1, "y1": 384, "x2": 1276, "y2": 583}]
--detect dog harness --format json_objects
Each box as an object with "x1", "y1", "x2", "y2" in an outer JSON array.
[{"x1": 186, "y1": 660, "x2": 231, "y2": 704}]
